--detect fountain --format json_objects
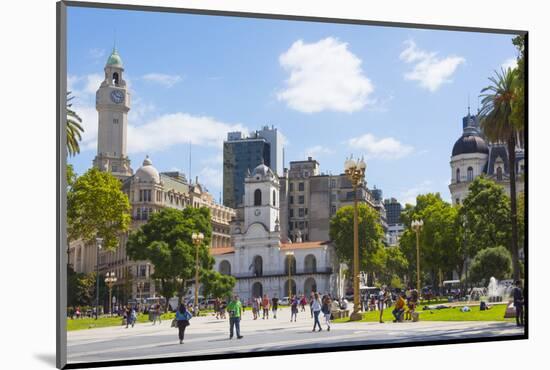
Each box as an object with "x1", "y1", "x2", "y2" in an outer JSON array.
[{"x1": 487, "y1": 277, "x2": 513, "y2": 303}]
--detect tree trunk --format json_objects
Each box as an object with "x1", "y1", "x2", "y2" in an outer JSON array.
[{"x1": 508, "y1": 135, "x2": 520, "y2": 281}]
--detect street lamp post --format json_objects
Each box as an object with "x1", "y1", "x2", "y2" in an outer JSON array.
[
  {"x1": 137, "y1": 281, "x2": 144, "y2": 311},
  {"x1": 285, "y1": 251, "x2": 294, "y2": 299},
  {"x1": 104, "y1": 272, "x2": 117, "y2": 316},
  {"x1": 191, "y1": 232, "x2": 204, "y2": 315},
  {"x1": 411, "y1": 219, "x2": 424, "y2": 294},
  {"x1": 95, "y1": 237, "x2": 103, "y2": 320},
  {"x1": 344, "y1": 155, "x2": 366, "y2": 321}
]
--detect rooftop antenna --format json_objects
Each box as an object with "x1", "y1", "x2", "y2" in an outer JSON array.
[
  {"x1": 467, "y1": 93, "x2": 470, "y2": 116},
  {"x1": 113, "y1": 28, "x2": 117, "y2": 51},
  {"x1": 282, "y1": 146, "x2": 285, "y2": 173}
]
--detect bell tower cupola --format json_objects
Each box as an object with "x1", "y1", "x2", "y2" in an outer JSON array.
[{"x1": 93, "y1": 46, "x2": 132, "y2": 179}]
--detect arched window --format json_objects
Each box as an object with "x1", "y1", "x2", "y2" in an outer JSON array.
[
  {"x1": 219, "y1": 260, "x2": 231, "y2": 275},
  {"x1": 254, "y1": 189, "x2": 262, "y2": 206},
  {"x1": 496, "y1": 167, "x2": 503, "y2": 181},
  {"x1": 284, "y1": 254, "x2": 296, "y2": 275},
  {"x1": 304, "y1": 277, "x2": 317, "y2": 295},
  {"x1": 252, "y1": 255, "x2": 263, "y2": 277},
  {"x1": 252, "y1": 282, "x2": 263, "y2": 298},
  {"x1": 456, "y1": 168, "x2": 460, "y2": 183},
  {"x1": 272, "y1": 190, "x2": 276, "y2": 206},
  {"x1": 112, "y1": 72, "x2": 119, "y2": 85},
  {"x1": 304, "y1": 254, "x2": 317, "y2": 273},
  {"x1": 284, "y1": 279, "x2": 297, "y2": 297},
  {"x1": 467, "y1": 167, "x2": 474, "y2": 181}
]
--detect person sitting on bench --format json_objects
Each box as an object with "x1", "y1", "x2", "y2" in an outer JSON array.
[{"x1": 393, "y1": 293, "x2": 406, "y2": 322}]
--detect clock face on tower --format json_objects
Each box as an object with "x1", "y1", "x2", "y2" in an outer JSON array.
[
  {"x1": 254, "y1": 209, "x2": 261, "y2": 216},
  {"x1": 110, "y1": 90, "x2": 125, "y2": 104}
]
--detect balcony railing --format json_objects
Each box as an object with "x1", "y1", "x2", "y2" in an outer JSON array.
[{"x1": 232, "y1": 267, "x2": 332, "y2": 279}]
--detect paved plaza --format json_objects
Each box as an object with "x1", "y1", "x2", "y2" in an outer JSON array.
[{"x1": 67, "y1": 306, "x2": 524, "y2": 364}]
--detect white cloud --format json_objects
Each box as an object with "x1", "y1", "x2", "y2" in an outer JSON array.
[
  {"x1": 142, "y1": 73, "x2": 182, "y2": 88},
  {"x1": 277, "y1": 37, "x2": 374, "y2": 113},
  {"x1": 399, "y1": 40, "x2": 465, "y2": 92},
  {"x1": 76, "y1": 105, "x2": 99, "y2": 152},
  {"x1": 400, "y1": 180, "x2": 433, "y2": 205},
  {"x1": 347, "y1": 133, "x2": 413, "y2": 159},
  {"x1": 127, "y1": 113, "x2": 247, "y2": 154},
  {"x1": 303, "y1": 145, "x2": 334, "y2": 159},
  {"x1": 67, "y1": 73, "x2": 103, "y2": 101},
  {"x1": 501, "y1": 57, "x2": 518, "y2": 71},
  {"x1": 89, "y1": 48, "x2": 106, "y2": 60}
]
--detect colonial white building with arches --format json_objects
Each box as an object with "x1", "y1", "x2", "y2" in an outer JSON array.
[{"x1": 212, "y1": 163, "x2": 337, "y2": 300}]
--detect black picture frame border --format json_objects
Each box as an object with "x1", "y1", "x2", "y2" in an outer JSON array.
[{"x1": 56, "y1": 1, "x2": 529, "y2": 369}]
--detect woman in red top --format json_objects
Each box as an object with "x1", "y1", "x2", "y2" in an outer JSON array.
[{"x1": 262, "y1": 294, "x2": 270, "y2": 319}]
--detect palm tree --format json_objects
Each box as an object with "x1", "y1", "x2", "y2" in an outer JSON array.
[
  {"x1": 478, "y1": 67, "x2": 523, "y2": 281},
  {"x1": 67, "y1": 92, "x2": 84, "y2": 157}
]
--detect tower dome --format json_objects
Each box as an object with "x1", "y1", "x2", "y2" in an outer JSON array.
[
  {"x1": 135, "y1": 155, "x2": 160, "y2": 183},
  {"x1": 106, "y1": 48, "x2": 123, "y2": 67},
  {"x1": 251, "y1": 163, "x2": 275, "y2": 179},
  {"x1": 452, "y1": 133, "x2": 489, "y2": 156}
]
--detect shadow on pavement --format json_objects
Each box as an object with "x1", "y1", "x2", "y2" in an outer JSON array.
[{"x1": 33, "y1": 353, "x2": 56, "y2": 367}]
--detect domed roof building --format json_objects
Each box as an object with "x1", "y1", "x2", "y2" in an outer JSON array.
[
  {"x1": 106, "y1": 47, "x2": 123, "y2": 67},
  {"x1": 251, "y1": 163, "x2": 276, "y2": 180},
  {"x1": 135, "y1": 156, "x2": 160, "y2": 184},
  {"x1": 449, "y1": 110, "x2": 525, "y2": 205}
]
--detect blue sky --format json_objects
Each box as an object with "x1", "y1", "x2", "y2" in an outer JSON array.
[{"x1": 67, "y1": 6, "x2": 519, "y2": 205}]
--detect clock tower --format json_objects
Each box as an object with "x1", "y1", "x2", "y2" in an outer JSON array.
[{"x1": 93, "y1": 47, "x2": 132, "y2": 179}]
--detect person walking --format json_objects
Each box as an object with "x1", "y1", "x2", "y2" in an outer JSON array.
[
  {"x1": 227, "y1": 295, "x2": 244, "y2": 339},
  {"x1": 321, "y1": 296, "x2": 332, "y2": 331},
  {"x1": 271, "y1": 295, "x2": 279, "y2": 319},
  {"x1": 378, "y1": 288, "x2": 387, "y2": 323},
  {"x1": 262, "y1": 294, "x2": 270, "y2": 320},
  {"x1": 513, "y1": 280, "x2": 524, "y2": 327},
  {"x1": 309, "y1": 292, "x2": 315, "y2": 318},
  {"x1": 300, "y1": 295, "x2": 307, "y2": 312},
  {"x1": 214, "y1": 298, "x2": 221, "y2": 319},
  {"x1": 290, "y1": 295, "x2": 299, "y2": 322},
  {"x1": 152, "y1": 303, "x2": 162, "y2": 325},
  {"x1": 126, "y1": 306, "x2": 136, "y2": 328},
  {"x1": 311, "y1": 293, "x2": 322, "y2": 332},
  {"x1": 252, "y1": 296, "x2": 259, "y2": 320},
  {"x1": 175, "y1": 303, "x2": 192, "y2": 344}
]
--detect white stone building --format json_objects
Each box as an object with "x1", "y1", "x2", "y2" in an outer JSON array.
[
  {"x1": 212, "y1": 164, "x2": 337, "y2": 301},
  {"x1": 68, "y1": 48, "x2": 235, "y2": 302},
  {"x1": 449, "y1": 111, "x2": 525, "y2": 205}
]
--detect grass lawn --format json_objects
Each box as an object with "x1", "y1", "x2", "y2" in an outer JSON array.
[
  {"x1": 67, "y1": 307, "x2": 250, "y2": 331},
  {"x1": 334, "y1": 304, "x2": 512, "y2": 323}
]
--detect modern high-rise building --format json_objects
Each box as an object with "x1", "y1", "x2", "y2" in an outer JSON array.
[
  {"x1": 223, "y1": 126, "x2": 283, "y2": 208},
  {"x1": 384, "y1": 198, "x2": 403, "y2": 226},
  {"x1": 257, "y1": 125, "x2": 284, "y2": 175}
]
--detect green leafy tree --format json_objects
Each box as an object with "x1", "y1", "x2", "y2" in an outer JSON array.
[
  {"x1": 66, "y1": 92, "x2": 84, "y2": 157},
  {"x1": 479, "y1": 67, "x2": 523, "y2": 281},
  {"x1": 67, "y1": 168, "x2": 131, "y2": 251},
  {"x1": 375, "y1": 246, "x2": 408, "y2": 287},
  {"x1": 511, "y1": 36, "x2": 525, "y2": 135},
  {"x1": 460, "y1": 176, "x2": 511, "y2": 259},
  {"x1": 468, "y1": 246, "x2": 512, "y2": 284},
  {"x1": 399, "y1": 193, "x2": 462, "y2": 289},
  {"x1": 201, "y1": 270, "x2": 236, "y2": 300},
  {"x1": 126, "y1": 207, "x2": 214, "y2": 309},
  {"x1": 329, "y1": 203, "x2": 385, "y2": 280}
]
